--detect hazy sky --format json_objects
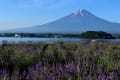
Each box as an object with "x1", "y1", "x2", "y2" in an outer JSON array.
[{"x1": 0, "y1": 0, "x2": 120, "y2": 30}]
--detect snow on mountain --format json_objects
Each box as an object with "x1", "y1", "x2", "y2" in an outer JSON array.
[
  {"x1": 74, "y1": 9, "x2": 93, "y2": 16},
  {"x1": 74, "y1": 9, "x2": 84, "y2": 16},
  {"x1": 3, "y1": 9, "x2": 120, "y2": 34}
]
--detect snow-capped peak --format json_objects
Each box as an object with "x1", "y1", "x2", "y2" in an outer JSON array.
[
  {"x1": 74, "y1": 9, "x2": 84, "y2": 16},
  {"x1": 74, "y1": 9, "x2": 91, "y2": 16}
]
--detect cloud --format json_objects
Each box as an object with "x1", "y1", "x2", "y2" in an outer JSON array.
[
  {"x1": 20, "y1": 0, "x2": 63, "y2": 9},
  {"x1": 3, "y1": 0, "x2": 72, "y2": 9}
]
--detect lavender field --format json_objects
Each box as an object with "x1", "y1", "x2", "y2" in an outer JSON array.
[{"x1": 0, "y1": 42, "x2": 120, "y2": 80}]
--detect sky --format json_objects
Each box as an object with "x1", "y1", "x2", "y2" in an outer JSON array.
[{"x1": 0, "y1": 0, "x2": 120, "y2": 30}]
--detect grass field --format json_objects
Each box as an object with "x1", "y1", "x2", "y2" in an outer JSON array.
[{"x1": 0, "y1": 41, "x2": 120, "y2": 80}]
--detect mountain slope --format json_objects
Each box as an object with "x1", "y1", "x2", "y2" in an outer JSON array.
[{"x1": 4, "y1": 9, "x2": 120, "y2": 34}]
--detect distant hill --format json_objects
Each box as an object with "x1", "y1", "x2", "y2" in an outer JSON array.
[
  {"x1": 2, "y1": 9, "x2": 120, "y2": 34},
  {"x1": 80, "y1": 31, "x2": 115, "y2": 39}
]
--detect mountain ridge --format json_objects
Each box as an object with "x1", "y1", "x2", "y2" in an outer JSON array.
[{"x1": 2, "y1": 9, "x2": 120, "y2": 34}]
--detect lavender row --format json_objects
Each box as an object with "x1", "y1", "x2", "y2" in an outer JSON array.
[{"x1": 0, "y1": 42, "x2": 119, "y2": 80}]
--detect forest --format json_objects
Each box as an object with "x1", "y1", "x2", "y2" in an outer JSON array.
[{"x1": 0, "y1": 31, "x2": 118, "y2": 39}]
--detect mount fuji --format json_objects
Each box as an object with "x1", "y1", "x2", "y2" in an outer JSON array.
[{"x1": 4, "y1": 9, "x2": 120, "y2": 34}]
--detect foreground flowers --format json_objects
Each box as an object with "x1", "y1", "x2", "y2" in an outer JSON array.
[{"x1": 0, "y1": 42, "x2": 120, "y2": 80}]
